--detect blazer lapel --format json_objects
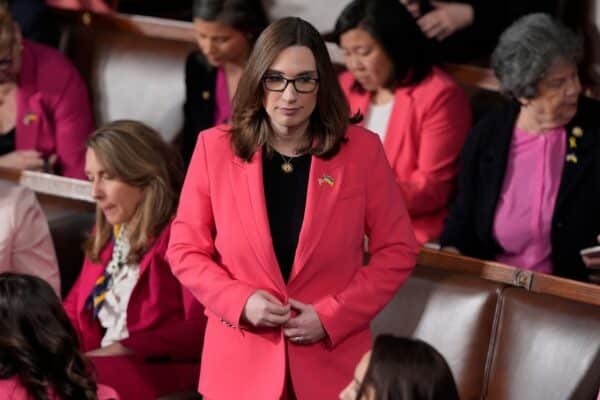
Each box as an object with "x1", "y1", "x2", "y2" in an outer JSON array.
[
  {"x1": 288, "y1": 156, "x2": 345, "y2": 284},
  {"x1": 382, "y1": 89, "x2": 414, "y2": 165},
  {"x1": 16, "y1": 42, "x2": 41, "y2": 151},
  {"x1": 554, "y1": 123, "x2": 595, "y2": 213},
  {"x1": 229, "y1": 150, "x2": 286, "y2": 292}
]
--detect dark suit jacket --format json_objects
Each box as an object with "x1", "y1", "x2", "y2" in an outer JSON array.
[
  {"x1": 182, "y1": 51, "x2": 217, "y2": 166},
  {"x1": 440, "y1": 97, "x2": 600, "y2": 282}
]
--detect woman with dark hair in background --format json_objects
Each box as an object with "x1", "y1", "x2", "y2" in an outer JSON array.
[
  {"x1": 182, "y1": 0, "x2": 268, "y2": 165},
  {"x1": 0, "y1": 273, "x2": 119, "y2": 400},
  {"x1": 335, "y1": 0, "x2": 471, "y2": 245},
  {"x1": 440, "y1": 14, "x2": 600, "y2": 283},
  {"x1": 169, "y1": 17, "x2": 417, "y2": 400},
  {"x1": 63, "y1": 121, "x2": 206, "y2": 399},
  {"x1": 339, "y1": 335, "x2": 459, "y2": 400}
]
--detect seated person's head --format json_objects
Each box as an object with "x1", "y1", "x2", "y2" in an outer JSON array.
[
  {"x1": 0, "y1": 272, "x2": 98, "y2": 399},
  {"x1": 340, "y1": 335, "x2": 459, "y2": 400},
  {"x1": 0, "y1": 4, "x2": 22, "y2": 84},
  {"x1": 492, "y1": 13, "x2": 582, "y2": 129},
  {"x1": 192, "y1": 0, "x2": 268, "y2": 67},
  {"x1": 84, "y1": 120, "x2": 183, "y2": 263},
  {"x1": 334, "y1": 0, "x2": 436, "y2": 93}
]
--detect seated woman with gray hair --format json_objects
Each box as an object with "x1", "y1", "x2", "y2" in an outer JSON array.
[{"x1": 440, "y1": 13, "x2": 600, "y2": 283}]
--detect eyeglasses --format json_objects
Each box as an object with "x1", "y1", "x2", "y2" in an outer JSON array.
[{"x1": 262, "y1": 75, "x2": 319, "y2": 93}]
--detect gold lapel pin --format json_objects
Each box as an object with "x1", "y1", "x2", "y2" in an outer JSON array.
[
  {"x1": 566, "y1": 153, "x2": 578, "y2": 164},
  {"x1": 202, "y1": 91, "x2": 211, "y2": 100},
  {"x1": 572, "y1": 126, "x2": 583, "y2": 138},
  {"x1": 569, "y1": 136, "x2": 577, "y2": 149}
]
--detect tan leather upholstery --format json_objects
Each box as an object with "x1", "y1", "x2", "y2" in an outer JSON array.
[
  {"x1": 485, "y1": 288, "x2": 600, "y2": 400},
  {"x1": 372, "y1": 266, "x2": 504, "y2": 400},
  {"x1": 62, "y1": 25, "x2": 195, "y2": 142}
]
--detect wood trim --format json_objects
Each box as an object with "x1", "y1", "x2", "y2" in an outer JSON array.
[
  {"x1": 418, "y1": 248, "x2": 600, "y2": 306},
  {"x1": 53, "y1": 9, "x2": 196, "y2": 43},
  {"x1": 0, "y1": 167, "x2": 22, "y2": 183},
  {"x1": 443, "y1": 63, "x2": 501, "y2": 92}
]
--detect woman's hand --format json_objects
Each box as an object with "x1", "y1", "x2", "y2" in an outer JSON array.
[
  {"x1": 242, "y1": 290, "x2": 291, "y2": 328},
  {"x1": 0, "y1": 150, "x2": 45, "y2": 171},
  {"x1": 581, "y1": 235, "x2": 600, "y2": 268},
  {"x1": 86, "y1": 342, "x2": 134, "y2": 357},
  {"x1": 417, "y1": 2, "x2": 474, "y2": 41},
  {"x1": 398, "y1": 0, "x2": 422, "y2": 18},
  {"x1": 283, "y1": 298, "x2": 326, "y2": 345}
]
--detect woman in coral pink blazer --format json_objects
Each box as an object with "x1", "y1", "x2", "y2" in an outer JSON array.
[
  {"x1": 63, "y1": 121, "x2": 205, "y2": 400},
  {"x1": 168, "y1": 18, "x2": 418, "y2": 400},
  {"x1": 0, "y1": 6, "x2": 94, "y2": 179},
  {"x1": 335, "y1": 0, "x2": 472, "y2": 244}
]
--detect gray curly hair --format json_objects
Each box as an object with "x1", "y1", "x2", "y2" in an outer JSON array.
[{"x1": 491, "y1": 13, "x2": 582, "y2": 100}]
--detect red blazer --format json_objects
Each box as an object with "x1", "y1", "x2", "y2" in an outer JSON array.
[
  {"x1": 63, "y1": 225, "x2": 206, "y2": 398},
  {"x1": 168, "y1": 125, "x2": 418, "y2": 400},
  {"x1": 340, "y1": 67, "x2": 471, "y2": 244},
  {"x1": 16, "y1": 40, "x2": 94, "y2": 179}
]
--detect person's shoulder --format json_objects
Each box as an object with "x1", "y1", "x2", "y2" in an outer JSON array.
[
  {"x1": 338, "y1": 70, "x2": 354, "y2": 90},
  {"x1": 186, "y1": 50, "x2": 215, "y2": 75},
  {"x1": 0, "y1": 376, "x2": 29, "y2": 398},
  {"x1": 198, "y1": 124, "x2": 232, "y2": 148},
  {"x1": 413, "y1": 67, "x2": 465, "y2": 98},
  {"x1": 0, "y1": 181, "x2": 35, "y2": 211},
  {"x1": 344, "y1": 124, "x2": 382, "y2": 150},
  {"x1": 25, "y1": 39, "x2": 79, "y2": 78}
]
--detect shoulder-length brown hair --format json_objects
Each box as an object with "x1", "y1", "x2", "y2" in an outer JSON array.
[
  {"x1": 84, "y1": 120, "x2": 184, "y2": 263},
  {"x1": 231, "y1": 17, "x2": 358, "y2": 161}
]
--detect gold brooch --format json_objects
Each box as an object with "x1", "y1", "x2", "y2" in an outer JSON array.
[
  {"x1": 572, "y1": 126, "x2": 583, "y2": 137},
  {"x1": 23, "y1": 113, "x2": 38, "y2": 125},
  {"x1": 202, "y1": 91, "x2": 211, "y2": 100},
  {"x1": 566, "y1": 153, "x2": 578, "y2": 164}
]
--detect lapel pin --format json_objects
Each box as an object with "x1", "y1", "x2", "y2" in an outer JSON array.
[
  {"x1": 572, "y1": 126, "x2": 583, "y2": 137},
  {"x1": 23, "y1": 113, "x2": 38, "y2": 125},
  {"x1": 202, "y1": 91, "x2": 211, "y2": 100},
  {"x1": 569, "y1": 136, "x2": 577, "y2": 149},
  {"x1": 566, "y1": 153, "x2": 578, "y2": 164},
  {"x1": 318, "y1": 175, "x2": 335, "y2": 187}
]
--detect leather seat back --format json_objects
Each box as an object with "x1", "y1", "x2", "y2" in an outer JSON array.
[
  {"x1": 485, "y1": 287, "x2": 600, "y2": 400},
  {"x1": 372, "y1": 266, "x2": 505, "y2": 400}
]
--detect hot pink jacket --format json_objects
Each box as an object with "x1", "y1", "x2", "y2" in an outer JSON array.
[
  {"x1": 168, "y1": 125, "x2": 418, "y2": 400},
  {"x1": 340, "y1": 67, "x2": 471, "y2": 244},
  {"x1": 63, "y1": 225, "x2": 206, "y2": 398},
  {"x1": 17, "y1": 40, "x2": 94, "y2": 179}
]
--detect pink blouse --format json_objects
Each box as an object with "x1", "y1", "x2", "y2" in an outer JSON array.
[
  {"x1": 214, "y1": 68, "x2": 232, "y2": 125},
  {"x1": 493, "y1": 127, "x2": 566, "y2": 274}
]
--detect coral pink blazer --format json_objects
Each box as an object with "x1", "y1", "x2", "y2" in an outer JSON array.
[
  {"x1": 340, "y1": 67, "x2": 471, "y2": 244},
  {"x1": 168, "y1": 125, "x2": 418, "y2": 400},
  {"x1": 17, "y1": 40, "x2": 94, "y2": 179},
  {"x1": 63, "y1": 225, "x2": 206, "y2": 398}
]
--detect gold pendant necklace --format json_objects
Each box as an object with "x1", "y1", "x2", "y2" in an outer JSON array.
[{"x1": 280, "y1": 154, "x2": 295, "y2": 173}]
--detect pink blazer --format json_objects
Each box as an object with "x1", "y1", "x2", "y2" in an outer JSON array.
[
  {"x1": 168, "y1": 125, "x2": 418, "y2": 400},
  {"x1": 17, "y1": 40, "x2": 94, "y2": 179},
  {"x1": 340, "y1": 67, "x2": 472, "y2": 244},
  {"x1": 0, "y1": 181, "x2": 60, "y2": 295},
  {"x1": 0, "y1": 377, "x2": 119, "y2": 400},
  {"x1": 46, "y1": 0, "x2": 115, "y2": 13},
  {"x1": 63, "y1": 225, "x2": 206, "y2": 398}
]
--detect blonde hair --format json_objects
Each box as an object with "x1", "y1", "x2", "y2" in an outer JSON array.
[
  {"x1": 0, "y1": 2, "x2": 16, "y2": 50},
  {"x1": 84, "y1": 120, "x2": 184, "y2": 263}
]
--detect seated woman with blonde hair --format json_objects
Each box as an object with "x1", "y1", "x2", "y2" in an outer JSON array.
[
  {"x1": 0, "y1": 273, "x2": 119, "y2": 400},
  {"x1": 63, "y1": 120, "x2": 206, "y2": 400}
]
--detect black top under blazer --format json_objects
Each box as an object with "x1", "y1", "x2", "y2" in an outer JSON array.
[
  {"x1": 440, "y1": 96, "x2": 600, "y2": 282},
  {"x1": 182, "y1": 51, "x2": 217, "y2": 166}
]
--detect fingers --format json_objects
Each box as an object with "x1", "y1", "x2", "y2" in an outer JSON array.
[
  {"x1": 258, "y1": 290, "x2": 283, "y2": 305},
  {"x1": 288, "y1": 298, "x2": 307, "y2": 311},
  {"x1": 417, "y1": 13, "x2": 444, "y2": 39},
  {"x1": 264, "y1": 301, "x2": 290, "y2": 316}
]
